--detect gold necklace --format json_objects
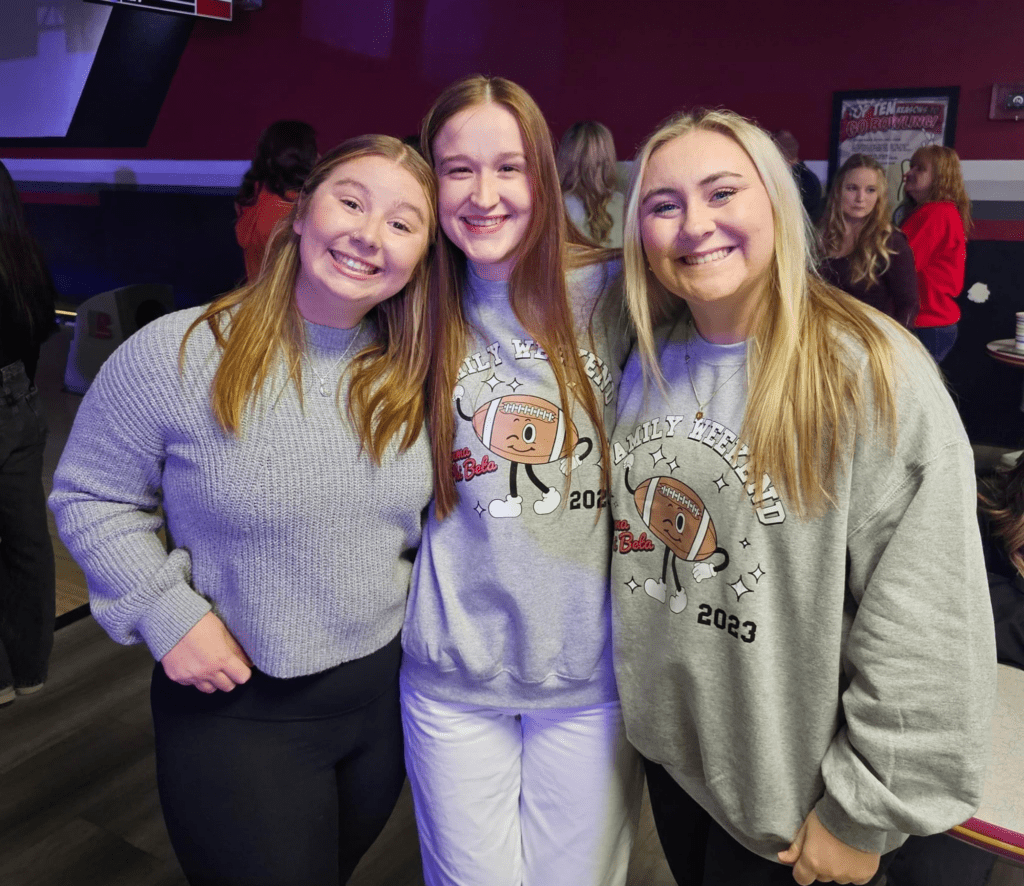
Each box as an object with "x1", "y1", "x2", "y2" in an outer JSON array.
[{"x1": 683, "y1": 326, "x2": 745, "y2": 420}]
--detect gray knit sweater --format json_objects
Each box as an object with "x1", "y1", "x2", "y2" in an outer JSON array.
[{"x1": 50, "y1": 307, "x2": 432, "y2": 678}]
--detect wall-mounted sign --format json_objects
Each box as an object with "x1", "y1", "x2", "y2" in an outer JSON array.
[{"x1": 828, "y1": 86, "x2": 959, "y2": 203}]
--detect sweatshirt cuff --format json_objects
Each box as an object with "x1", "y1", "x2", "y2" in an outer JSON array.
[
  {"x1": 136, "y1": 582, "x2": 213, "y2": 662},
  {"x1": 814, "y1": 792, "x2": 889, "y2": 855}
]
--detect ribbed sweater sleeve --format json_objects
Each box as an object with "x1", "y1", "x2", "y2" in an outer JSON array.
[
  {"x1": 51, "y1": 308, "x2": 434, "y2": 676},
  {"x1": 49, "y1": 315, "x2": 213, "y2": 658}
]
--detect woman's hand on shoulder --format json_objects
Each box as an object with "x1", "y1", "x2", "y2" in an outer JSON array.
[
  {"x1": 160, "y1": 612, "x2": 254, "y2": 693},
  {"x1": 778, "y1": 809, "x2": 880, "y2": 885}
]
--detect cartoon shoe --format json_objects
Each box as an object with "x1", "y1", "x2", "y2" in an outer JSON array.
[
  {"x1": 644, "y1": 578, "x2": 667, "y2": 603},
  {"x1": 533, "y1": 488, "x2": 560, "y2": 515},
  {"x1": 669, "y1": 589, "x2": 688, "y2": 613},
  {"x1": 489, "y1": 495, "x2": 523, "y2": 518}
]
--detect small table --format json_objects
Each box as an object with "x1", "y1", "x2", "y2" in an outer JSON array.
[
  {"x1": 987, "y1": 339, "x2": 1024, "y2": 411},
  {"x1": 948, "y1": 664, "x2": 1024, "y2": 865}
]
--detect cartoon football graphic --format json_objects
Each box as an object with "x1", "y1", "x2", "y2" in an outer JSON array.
[
  {"x1": 634, "y1": 477, "x2": 717, "y2": 561},
  {"x1": 472, "y1": 395, "x2": 578, "y2": 465}
]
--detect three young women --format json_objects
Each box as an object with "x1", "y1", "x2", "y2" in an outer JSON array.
[
  {"x1": 400, "y1": 75, "x2": 643, "y2": 886},
  {"x1": 610, "y1": 109, "x2": 995, "y2": 886},
  {"x1": 898, "y1": 144, "x2": 972, "y2": 363},
  {"x1": 51, "y1": 135, "x2": 435, "y2": 886},
  {"x1": 820, "y1": 153, "x2": 918, "y2": 329}
]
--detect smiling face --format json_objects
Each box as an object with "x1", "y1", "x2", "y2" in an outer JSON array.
[
  {"x1": 903, "y1": 155, "x2": 934, "y2": 203},
  {"x1": 292, "y1": 154, "x2": 430, "y2": 329},
  {"x1": 639, "y1": 129, "x2": 775, "y2": 342},
  {"x1": 432, "y1": 102, "x2": 533, "y2": 282},
  {"x1": 840, "y1": 166, "x2": 881, "y2": 225}
]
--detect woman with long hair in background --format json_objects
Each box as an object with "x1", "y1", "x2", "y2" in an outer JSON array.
[
  {"x1": 51, "y1": 135, "x2": 436, "y2": 886},
  {"x1": 0, "y1": 159, "x2": 57, "y2": 709},
  {"x1": 819, "y1": 153, "x2": 918, "y2": 328},
  {"x1": 611, "y1": 108, "x2": 994, "y2": 885},
  {"x1": 400, "y1": 75, "x2": 642, "y2": 886},
  {"x1": 235, "y1": 118, "x2": 318, "y2": 281},
  {"x1": 898, "y1": 144, "x2": 972, "y2": 362},
  {"x1": 557, "y1": 119, "x2": 625, "y2": 247}
]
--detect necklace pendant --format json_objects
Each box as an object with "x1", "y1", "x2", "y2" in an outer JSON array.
[
  {"x1": 695, "y1": 410, "x2": 704, "y2": 420},
  {"x1": 319, "y1": 381, "x2": 331, "y2": 397}
]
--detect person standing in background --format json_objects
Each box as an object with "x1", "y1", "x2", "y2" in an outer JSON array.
[
  {"x1": 557, "y1": 120, "x2": 625, "y2": 247},
  {"x1": 235, "y1": 119, "x2": 318, "y2": 281},
  {"x1": 0, "y1": 159, "x2": 57, "y2": 709},
  {"x1": 898, "y1": 144, "x2": 971, "y2": 363},
  {"x1": 772, "y1": 129, "x2": 823, "y2": 224},
  {"x1": 819, "y1": 153, "x2": 918, "y2": 328}
]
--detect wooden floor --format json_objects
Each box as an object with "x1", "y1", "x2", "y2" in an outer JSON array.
[{"x1": 0, "y1": 616, "x2": 675, "y2": 886}]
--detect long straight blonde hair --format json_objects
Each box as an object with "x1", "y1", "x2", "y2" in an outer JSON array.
[
  {"x1": 421, "y1": 75, "x2": 613, "y2": 518},
  {"x1": 182, "y1": 134, "x2": 436, "y2": 461},
  {"x1": 624, "y1": 109, "x2": 924, "y2": 516}
]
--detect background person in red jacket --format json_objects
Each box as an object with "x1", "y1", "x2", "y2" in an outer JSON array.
[
  {"x1": 898, "y1": 145, "x2": 972, "y2": 363},
  {"x1": 235, "y1": 120, "x2": 318, "y2": 282}
]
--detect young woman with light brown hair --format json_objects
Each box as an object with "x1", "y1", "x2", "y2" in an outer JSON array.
[
  {"x1": 557, "y1": 119, "x2": 624, "y2": 247},
  {"x1": 51, "y1": 135, "x2": 436, "y2": 886},
  {"x1": 820, "y1": 153, "x2": 918, "y2": 328},
  {"x1": 898, "y1": 144, "x2": 972, "y2": 362},
  {"x1": 610, "y1": 108, "x2": 995, "y2": 886},
  {"x1": 399, "y1": 75, "x2": 642, "y2": 886}
]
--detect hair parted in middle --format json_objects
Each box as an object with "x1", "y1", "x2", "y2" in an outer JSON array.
[
  {"x1": 624, "y1": 108, "x2": 927, "y2": 515},
  {"x1": 557, "y1": 120, "x2": 619, "y2": 246},
  {"x1": 897, "y1": 144, "x2": 973, "y2": 234},
  {"x1": 419, "y1": 74, "x2": 613, "y2": 519},
  {"x1": 821, "y1": 153, "x2": 898, "y2": 290},
  {"x1": 183, "y1": 134, "x2": 437, "y2": 462}
]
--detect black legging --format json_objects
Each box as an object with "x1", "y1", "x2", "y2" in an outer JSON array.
[
  {"x1": 150, "y1": 633, "x2": 405, "y2": 886},
  {"x1": 643, "y1": 758, "x2": 897, "y2": 886}
]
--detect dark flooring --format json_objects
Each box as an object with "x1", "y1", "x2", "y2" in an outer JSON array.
[{"x1": 0, "y1": 616, "x2": 676, "y2": 886}]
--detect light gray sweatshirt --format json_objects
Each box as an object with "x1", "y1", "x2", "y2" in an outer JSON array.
[
  {"x1": 610, "y1": 314, "x2": 996, "y2": 860},
  {"x1": 50, "y1": 307, "x2": 433, "y2": 677},
  {"x1": 401, "y1": 260, "x2": 630, "y2": 707}
]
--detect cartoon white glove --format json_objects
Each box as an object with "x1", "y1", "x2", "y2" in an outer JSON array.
[
  {"x1": 692, "y1": 562, "x2": 715, "y2": 582},
  {"x1": 623, "y1": 453, "x2": 634, "y2": 469},
  {"x1": 559, "y1": 454, "x2": 583, "y2": 475},
  {"x1": 452, "y1": 385, "x2": 464, "y2": 402}
]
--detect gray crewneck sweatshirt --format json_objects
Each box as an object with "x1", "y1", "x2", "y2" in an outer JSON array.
[
  {"x1": 401, "y1": 260, "x2": 630, "y2": 707},
  {"x1": 610, "y1": 314, "x2": 995, "y2": 860},
  {"x1": 50, "y1": 307, "x2": 432, "y2": 677}
]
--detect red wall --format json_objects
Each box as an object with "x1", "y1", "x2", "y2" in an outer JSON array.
[{"x1": 5, "y1": 0, "x2": 1024, "y2": 162}]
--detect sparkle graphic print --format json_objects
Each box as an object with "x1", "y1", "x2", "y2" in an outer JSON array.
[
  {"x1": 612, "y1": 413, "x2": 787, "y2": 644},
  {"x1": 451, "y1": 337, "x2": 613, "y2": 519}
]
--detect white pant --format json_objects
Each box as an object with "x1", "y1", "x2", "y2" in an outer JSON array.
[{"x1": 400, "y1": 684, "x2": 644, "y2": 886}]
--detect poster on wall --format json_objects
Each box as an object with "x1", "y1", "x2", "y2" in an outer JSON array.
[{"x1": 828, "y1": 86, "x2": 959, "y2": 207}]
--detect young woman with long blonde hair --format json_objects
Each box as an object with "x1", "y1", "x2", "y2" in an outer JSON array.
[
  {"x1": 400, "y1": 75, "x2": 642, "y2": 886},
  {"x1": 51, "y1": 135, "x2": 436, "y2": 886},
  {"x1": 898, "y1": 144, "x2": 972, "y2": 362},
  {"x1": 610, "y1": 109, "x2": 995, "y2": 886},
  {"x1": 557, "y1": 119, "x2": 624, "y2": 247},
  {"x1": 820, "y1": 153, "x2": 918, "y2": 328}
]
